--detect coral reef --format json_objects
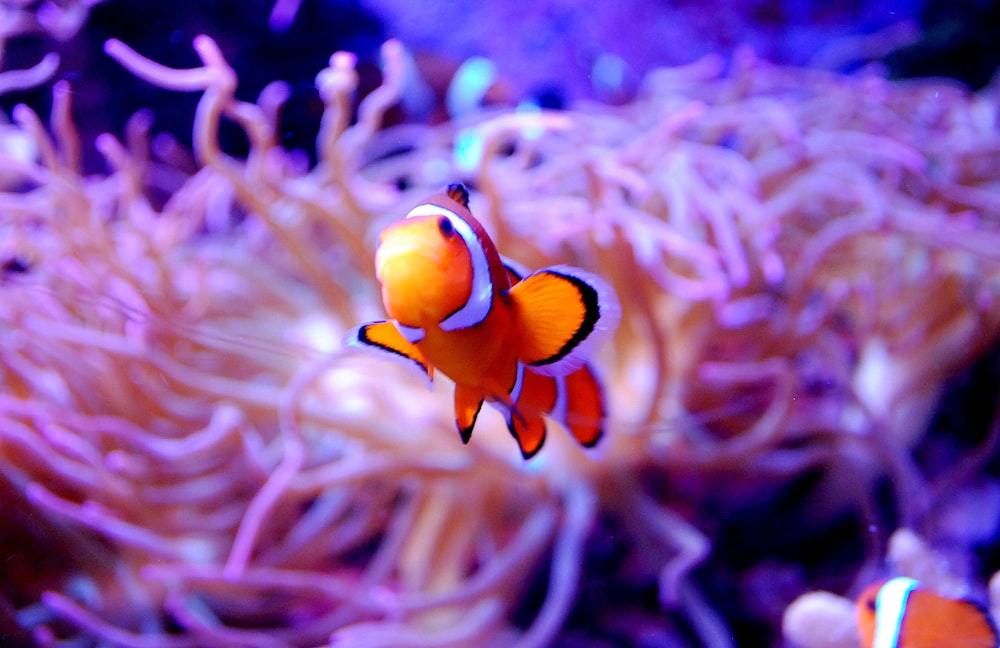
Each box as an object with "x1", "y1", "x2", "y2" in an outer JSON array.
[{"x1": 2, "y1": 8, "x2": 1000, "y2": 648}]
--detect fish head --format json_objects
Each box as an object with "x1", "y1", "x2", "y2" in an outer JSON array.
[{"x1": 375, "y1": 213, "x2": 474, "y2": 327}]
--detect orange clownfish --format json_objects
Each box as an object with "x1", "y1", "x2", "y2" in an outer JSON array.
[
  {"x1": 856, "y1": 577, "x2": 998, "y2": 648},
  {"x1": 346, "y1": 183, "x2": 620, "y2": 458}
]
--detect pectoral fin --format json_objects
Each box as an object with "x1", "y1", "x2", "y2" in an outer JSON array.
[
  {"x1": 509, "y1": 265, "x2": 620, "y2": 377},
  {"x1": 344, "y1": 320, "x2": 433, "y2": 381}
]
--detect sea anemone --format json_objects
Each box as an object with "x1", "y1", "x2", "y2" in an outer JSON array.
[{"x1": 2, "y1": 8, "x2": 1000, "y2": 648}]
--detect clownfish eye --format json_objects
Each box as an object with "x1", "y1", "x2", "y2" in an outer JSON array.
[{"x1": 437, "y1": 215, "x2": 455, "y2": 238}]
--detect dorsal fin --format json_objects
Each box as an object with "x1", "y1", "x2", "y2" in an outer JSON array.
[{"x1": 446, "y1": 183, "x2": 469, "y2": 208}]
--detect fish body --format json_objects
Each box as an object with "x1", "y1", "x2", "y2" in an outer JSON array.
[
  {"x1": 347, "y1": 184, "x2": 620, "y2": 458},
  {"x1": 856, "y1": 577, "x2": 998, "y2": 648}
]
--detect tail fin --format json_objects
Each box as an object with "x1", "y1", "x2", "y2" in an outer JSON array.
[
  {"x1": 558, "y1": 363, "x2": 605, "y2": 447},
  {"x1": 503, "y1": 362, "x2": 606, "y2": 459}
]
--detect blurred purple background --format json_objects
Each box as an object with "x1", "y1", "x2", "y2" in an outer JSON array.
[{"x1": 1, "y1": 0, "x2": 998, "y2": 172}]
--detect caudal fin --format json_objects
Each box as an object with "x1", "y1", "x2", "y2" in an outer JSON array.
[{"x1": 558, "y1": 363, "x2": 605, "y2": 447}]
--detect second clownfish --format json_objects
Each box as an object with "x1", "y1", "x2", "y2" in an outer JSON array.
[
  {"x1": 855, "y1": 577, "x2": 998, "y2": 648},
  {"x1": 346, "y1": 184, "x2": 620, "y2": 458}
]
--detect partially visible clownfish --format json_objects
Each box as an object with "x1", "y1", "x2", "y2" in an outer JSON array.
[
  {"x1": 856, "y1": 577, "x2": 999, "y2": 648},
  {"x1": 345, "y1": 183, "x2": 620, "y2": 459}
]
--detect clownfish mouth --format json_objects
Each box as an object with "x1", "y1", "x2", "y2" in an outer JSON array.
[
  {"x1": 375, "y1": 214, "x2": 464, "y2": 280},
  {"x1": 375, "y1": 235, "x2": 473, "y2": 326},
  {"x1": 375, "y1": 239, "x2": 437, "y2": 281}
]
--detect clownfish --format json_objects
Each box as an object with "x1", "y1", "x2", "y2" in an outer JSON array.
[
  {"x1": 856, "y1": 577, "x2": 998, "y2": 648},
  {"x1": 345, "y1": 183, "x2": 620, "y2": 458}
]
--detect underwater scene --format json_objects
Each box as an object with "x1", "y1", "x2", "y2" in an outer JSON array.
[{"x1": 2, "y1": 0, "x2": 1000, "y2": 646}]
